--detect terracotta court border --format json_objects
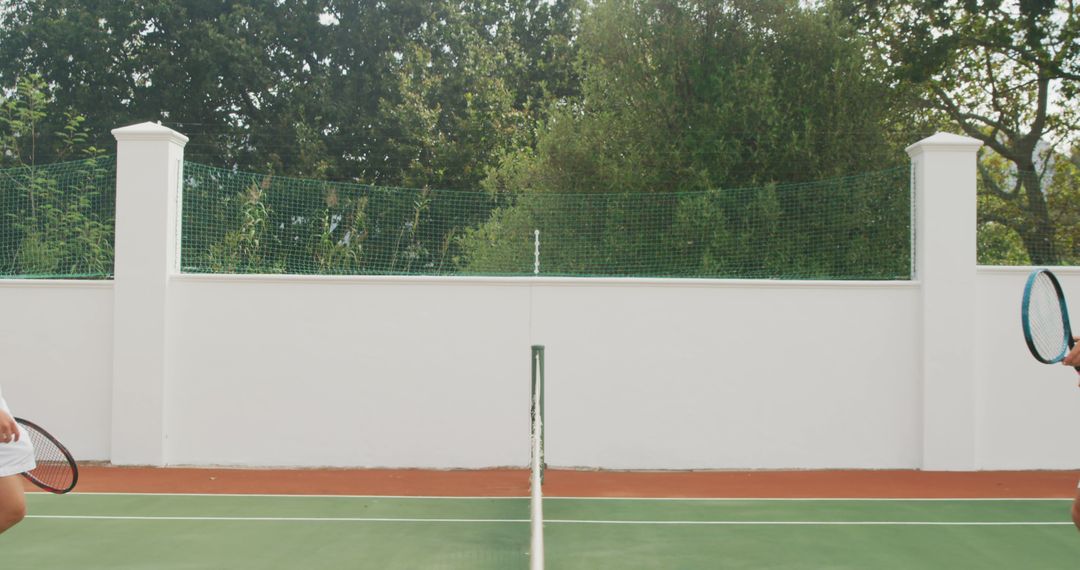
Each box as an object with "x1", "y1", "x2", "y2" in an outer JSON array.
[{"x1": 42, "y1": 466, "x2": 1080, "y2": 499}]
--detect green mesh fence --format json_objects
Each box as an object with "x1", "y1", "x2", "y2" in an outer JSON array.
[
  {"x1": 11, "y1": 155, "x2": 1077, "y2": 280},
  {"x1": 0, "y1": 156, "x2": 116, "y2": 279},
  {"x1": 181, "y1": 163, "x2": 498, "y2": 276},
  {"x1": 977, "y1": 168, "x2": 1080, "y2": 267},
  {"x1": 182, "y1": 162, "x2": 911, "y2": 279}
]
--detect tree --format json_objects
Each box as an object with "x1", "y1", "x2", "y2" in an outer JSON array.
[
  {"x1": 0, "y1": 75, "x2": 112, "y2": 277},
  {"x1": 0, "y1": 0, "x2": 581, "y2": 184},
  {"x1": 0, "y1": 0, "x2": 582, "y2": 276},
  {"x1": 978, "y1": 143, "x2": 1080, "y2": 265},
  {"x1": 0, "y1": 0, "x2": 341, "y2": 171},
  {"x1": 464, "y1": 0, "x2": 915, "y2": 278},
  {"x1": 839, "y1": 0, "x2": 1080, "y2": 264}
]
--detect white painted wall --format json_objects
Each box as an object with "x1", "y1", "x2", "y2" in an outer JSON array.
[
  {"x1": 161, "y1": 276, "x2": 921, "y2": 469},
  {"x1": 4, "y1": 269, "x2": 1079, "y2": 470},
  {"x1": 975, "y1": 267, "x2": 1080, "y2": 469},
  {"x1": 0, "y1": 281, "x2": 113, "y2": 461},
  {"x1": 165, "y1": 275, "x2": 533, "y2": 468},
  {"x1": 532, "y1": 279, "x2": 923, "y2": 469},
  {"x1": 4, "y1": 127, "x2": 1079, "y2": 471}
]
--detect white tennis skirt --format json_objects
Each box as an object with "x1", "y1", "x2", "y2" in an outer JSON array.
[{"x1": 0, "y1": 398, "x2": 36, "y2": 478}]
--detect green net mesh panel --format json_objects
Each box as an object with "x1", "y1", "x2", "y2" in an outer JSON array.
[
  {"x1": 181, "y1": 162, "x2": 911, "y2": 279},
  {"x1": 977, "y1": 169, "x2": 1080, "y2": 267},
  {"x1": 181, "y1": 163, "x2": 498, "y2": 276},
  {"x1": 11, "y1": 154, "x2": 1079, "y2": 281},
  {"x1": 0, "y1": 156, "x2": 116, "y2": 279}
]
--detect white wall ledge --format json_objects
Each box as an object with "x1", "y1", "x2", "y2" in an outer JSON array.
[
  {"x1": 977, "y1": 265, "x2": 1080, "y2": 276},
  {"x1": 171, "y1": 272, "x2": 920, "y2": 289},
  {"x1": 0, "y1": 279, "x2": 113, "y2": 288}
]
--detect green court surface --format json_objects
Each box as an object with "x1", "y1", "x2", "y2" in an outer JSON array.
[{"x1": 3, "y1": 494, "x2": 1079, "y2": 569}]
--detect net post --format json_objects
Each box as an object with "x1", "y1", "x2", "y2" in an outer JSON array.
[
  {"x1": 529, "y1": 344, "x2": 545, "y2": 569},
  {"x1": 531, "y1": 345, "x2": 545, "y2": 479}
]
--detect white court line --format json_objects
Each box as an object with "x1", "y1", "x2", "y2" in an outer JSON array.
[
  {"x1": 29, "y1": 492, "x2": 526, "y2": 499},
  {"x1": 545, "y1": 497, "x2": 1074, "y2": 502},
  {"x1": 547, "y1": 520, "x2": 1072, "y2": 526},
  {"x1": 25, "y1": 515, "x2": 1071, "y2": 526},
  {"x1": 30, "y1": 492, "x2": 1073, "y2": 501},
  {"x1": 28, "y1": 515, "x2": 529, "y2": 523}
]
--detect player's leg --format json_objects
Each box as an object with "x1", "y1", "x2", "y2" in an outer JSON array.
[
  {"x1": 0, "y1": 474, "x2": 27, "y2": 533},
  {"x1": 1072, "y1": 489, "x2": 1080, "y2": 531}
]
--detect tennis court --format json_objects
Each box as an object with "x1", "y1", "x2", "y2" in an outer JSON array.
[
  {"x1": 5, "y1": 482, "x2": 1080, "y2": 569},
  {"x1": 3, "y1": 338, "x2": 1080, "y2": 568}
]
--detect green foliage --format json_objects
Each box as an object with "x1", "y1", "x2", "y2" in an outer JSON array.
[
  {"x1": 460, "y1": 168, "x2": 910, "y2": 279},
  {"x1": 462, "y1": 0, "x2": 914, "y2": 278},
  {"x1": 183, "y1": 162, "x2": 498, "y2": 275},
  {"x1": 977, "y1": 222, "x2": 1030, "y2": 265},
  {"x1": 313, "y1": 194, "x2": 369, "y2": 274},
  {"x1": 976, "y1": 145, "x2": 1080, "y2": 265},
  {"x1": 0, "y1": 0, "x2": 582, "y2": 190},
  {"x1": 206, "y1": 176, "x2": 281, "y2": 274},
  {"x1": 0, "y1": 74, "x2": 112, "y2": 278},
  {"x1": 0, "y1": 157, "x2": 115, "y2": 278},
  {"x1": 0, "y1": 75, "x2": 47, "y2": 166},
  {"x1": 841, "y1": 0, "x2": 1080, "y2": 264},
  {"x1": 8, "y1": 0, "x2": 1077, "y2": 277}
]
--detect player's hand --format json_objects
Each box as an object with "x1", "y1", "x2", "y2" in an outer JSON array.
[
  {"x1": 1065, "y1": 338, "x2": 1080, "y2": 366},
  {"x1": 0, "y1": 411, "x2": 18, "y2": 444},
  {"x1": 1066, "y1": 338, "x2": 1080, "y2": 386}
]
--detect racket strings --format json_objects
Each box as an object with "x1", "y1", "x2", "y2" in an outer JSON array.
[
  {"x1": 1028, "y1": 273, "x2": 1069, "y2": 361},
  {"x1": 21, "y1": 424, "x2": 76, "y2": 491}
]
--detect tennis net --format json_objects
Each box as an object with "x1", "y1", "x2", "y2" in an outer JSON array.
[{"x1": 530, "y1": 345, "x2": 546, "y2": 570}]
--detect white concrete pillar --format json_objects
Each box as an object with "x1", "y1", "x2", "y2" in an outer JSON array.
[
  {"x1": 906, "y1": 132, "x2": 983, "y2": 470},
  {"x1": 110, "y1": 122, "x2": 187, "y2": 465}
]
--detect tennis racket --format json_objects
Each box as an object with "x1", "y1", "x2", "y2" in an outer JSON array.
[
  {"x1": 14, "y1": 417, "x2": 78, "y2": 494},
  {"x1": 1021, "y1": 269, "x2": 1080, "y2": 371}
]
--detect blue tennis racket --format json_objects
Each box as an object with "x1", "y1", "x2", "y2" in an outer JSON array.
[{"x1": 1021, "y1": 269, "x2": 1079, "y2": 371}]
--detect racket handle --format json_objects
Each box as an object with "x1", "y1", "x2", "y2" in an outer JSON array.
[{"x1": 1072, "y1": 335, "x2": 1080, "y2": 376}]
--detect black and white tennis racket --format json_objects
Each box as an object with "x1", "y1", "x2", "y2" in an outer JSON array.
[
  {"x1": 14, "y1": 417, "x2": 78, "y2": 494},
  {"x1": 1021, "y1": 269, "x2": 1080, "y2": 371}
]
